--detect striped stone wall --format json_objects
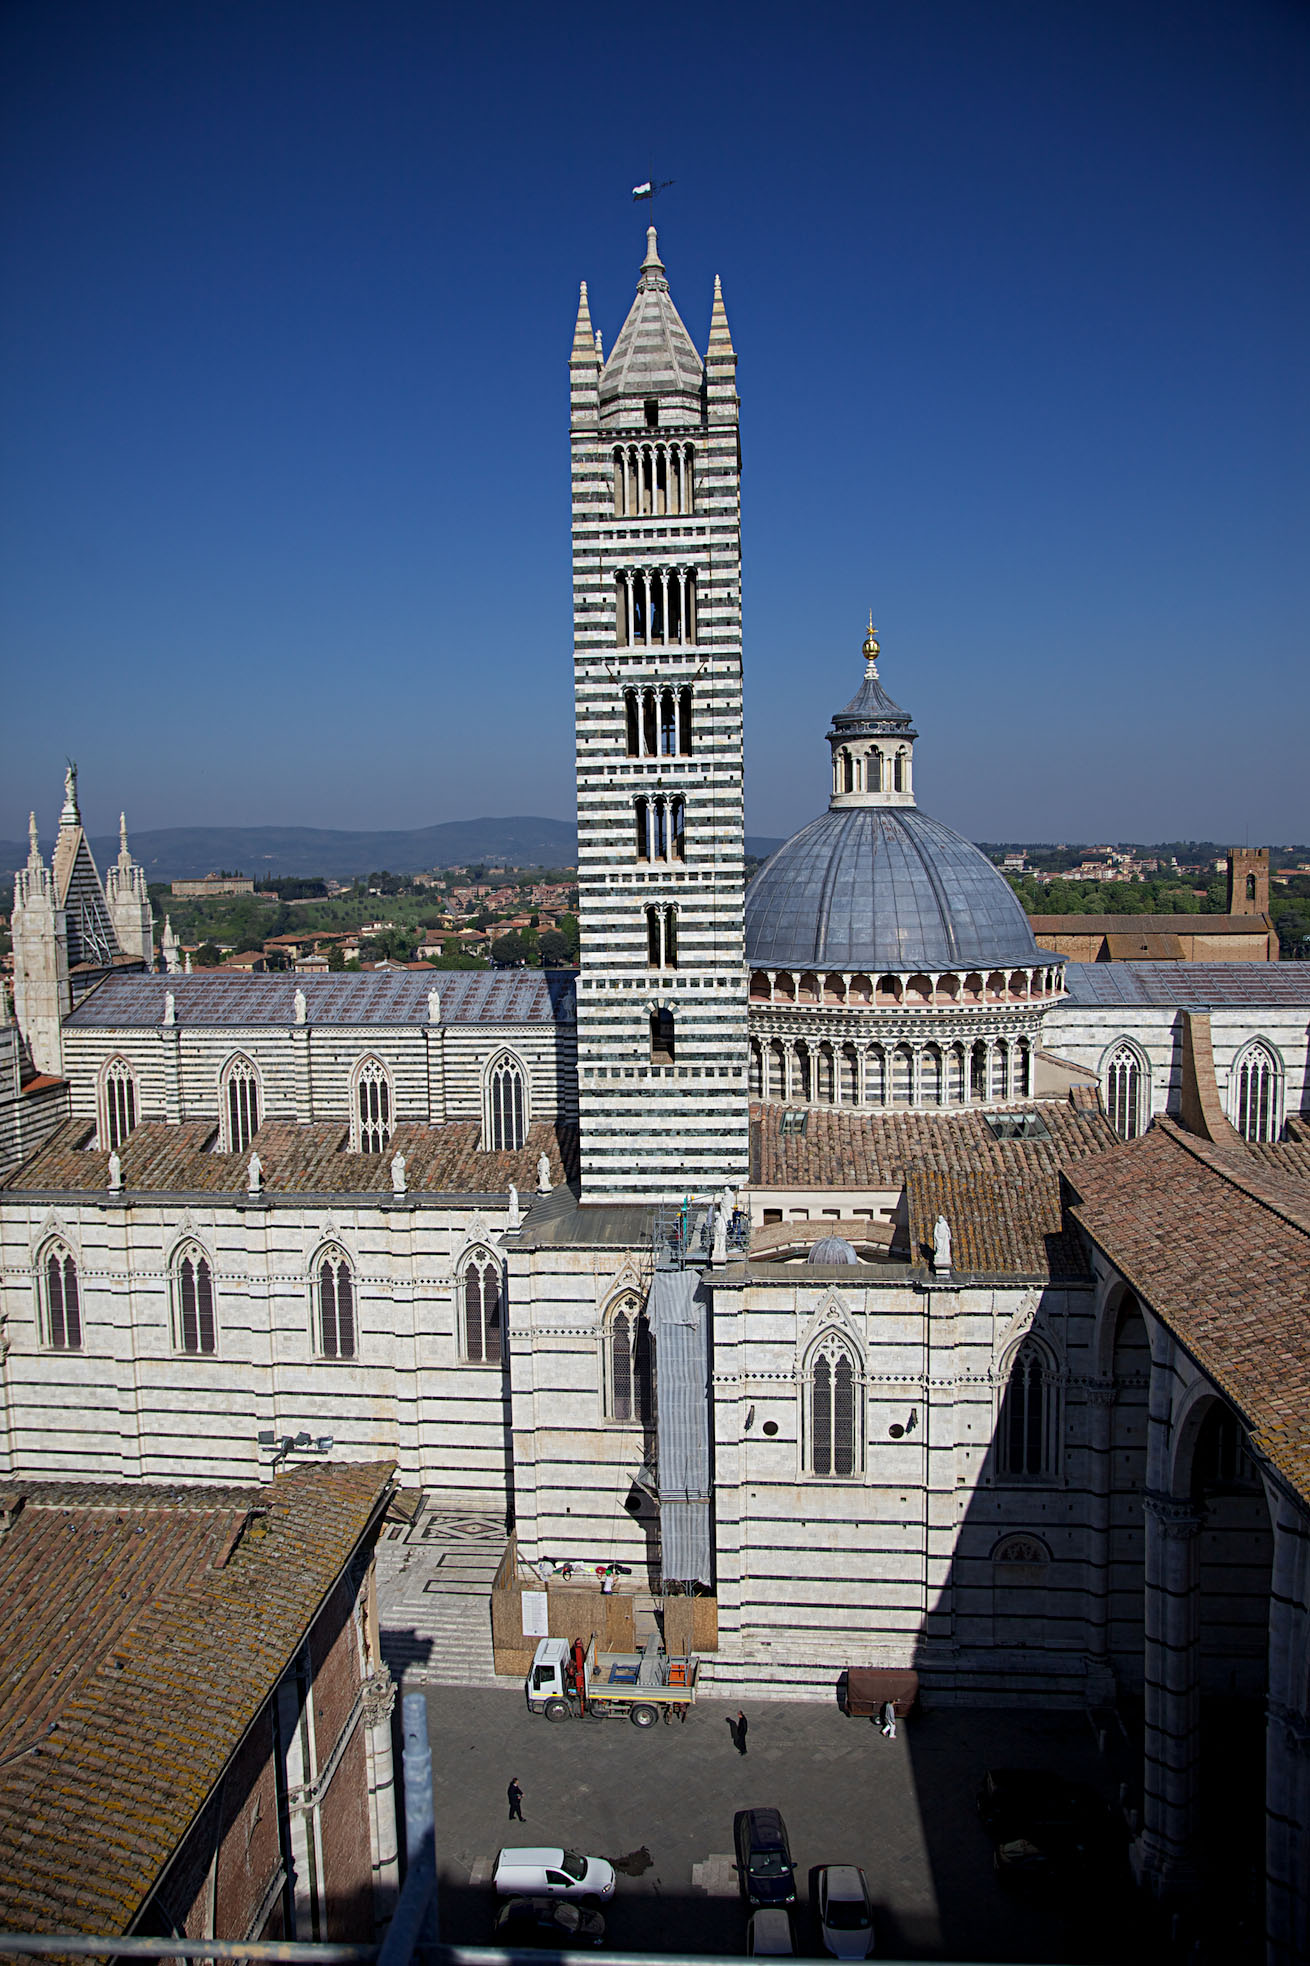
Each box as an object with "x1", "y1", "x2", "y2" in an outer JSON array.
[{"x1": 0, "y1": 1193, "x2": 518, "y2": 1502}]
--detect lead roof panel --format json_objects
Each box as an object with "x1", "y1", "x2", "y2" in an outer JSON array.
[
  {"x1": 63, "y1": 969, "x2": 576, "y2": 1028},
  {"x1": 1062, "y1": 963, "x2": 1310, "y2": 1008}
]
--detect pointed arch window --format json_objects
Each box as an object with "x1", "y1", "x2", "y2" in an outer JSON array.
[
  {"x1": 101, "y1": 1057, "x2": 137, "y2": 1151},
  {"x1": 1106, "y1": 1043, "x2": 1146, "y2": 1139},
  {"x1": 316, "y1": 1248, "x2": 356, "y2": 1360},
  {"x1": 997, "y1": 1337, "x2": 1058, "y2": 1480},
  {"x1": 172, "y1": 1243, "x2": 216, "y2": 1355},
  {"x1": 222, "y1": 1056, "x2": 261, "y2": 1155},
  {"x1": 807, "y1": 1331, "x2": 862, "y2": 1477},
  {"x1": 463, "y1": 1247, "x2": 503, "y2": 1363},
  {"x1": 352, "y1": 1058, "x2": 393, "y2": 1154},
  {"x1": 606, "y1": 1292, "x2": 653, "y2": 1425},
  {"x1": 42, "y1": 1242, "x2": 82, "y2": 1351},
  {"x1": 486, "y1": 1053, "x2": 527, "y2": 1151},
  {"x1": 1232, "y1": 1041, "x2": 1280, "y2": 1143}
]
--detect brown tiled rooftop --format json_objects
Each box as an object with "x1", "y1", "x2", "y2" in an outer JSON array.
[
  {"x1": 0, "y1": 1462, "x2": 394, "y2": 1934},
  {"x1": 1066, "y1": 1119, "x2": 1310, "y2": 1505},
  {"x1": 749, "y1": 1097, "x2": 1118, "y2": 1189},
  {"x1": 5, "y1": 1116, "x2": 579, "y2": 1198}
]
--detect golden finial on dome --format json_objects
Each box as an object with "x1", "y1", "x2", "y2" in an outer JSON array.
[{"x1": 863, "y1": 611, "x2": 880, "y2": 668}]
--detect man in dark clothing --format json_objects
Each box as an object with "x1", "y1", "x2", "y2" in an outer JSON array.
[
  {"x1": 735, "y1": 1710, "x2": 748, "y2": 1755},
  {"x1": 507, "y1": 1777, "x2": 525, "y2": 1821}
]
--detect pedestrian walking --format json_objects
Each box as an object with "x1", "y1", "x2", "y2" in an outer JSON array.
[
  {"x1": 878, "y1": 1700, "x2": 897, "y2": 1740},
  {"x1": 736, "y1": 1709, "x2": 749, "y2": 1755},
  {"x1": 507, "y1": 1777, "x2": 524, "y2": 1821}
]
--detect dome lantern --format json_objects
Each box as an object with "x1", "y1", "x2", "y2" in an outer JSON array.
[{"x1": 828, "y1": 619, "x2": 918, "y2": 809}]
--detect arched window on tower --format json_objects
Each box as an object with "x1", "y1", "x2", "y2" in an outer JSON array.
[
  {"x1": 41, "y1": 1241, "x2": 82, "y2": 1351},
  {"x1": 650, "y1": 1007, "x2": 676, "y2": 1064},
  {"x1": 605, "y1": 1292, "x2": 653, "y2": 1424},
  {"x1": 463, "y1": 1247, "x2": 503, "y2": 1363},
  {"x1": 316, "y1": 1247, "x2": 356, "y2": 1360},
  {"x1": 172, "y1": 1242, "x2": 216, "y2": 1355},
  {"x1": 221, "y1": 1056, "x2": 261, "y2": 1155},
  {"x1": 352, "y1": 1058, "x2": 394, "y2": 1153},
  {"x1": 893, "y1": 749, "x2": 907, "y2": 792},
  {"x1": 1106, "y1": 1044, "x2": 1147, "y2": 1139},
  {"x1": 997, "y1": 1337, "x2": 1058, "y2": 1480},
  {"x1": 807, "y1": 1331, "x2": 862, "y2": 1478},
  {"x1": 485, "y1": 1053, "x2": 527, "y2": 1151},
  {"x1": 101, "y1": 1057, "x2": 137, "y2": 1151},
  {"x1": 868, "y1": 749, "x2": 882, "y2": 792},
  {"x1": 1232, "y1": 1041, "x2": 1281, "y2": 1142}
]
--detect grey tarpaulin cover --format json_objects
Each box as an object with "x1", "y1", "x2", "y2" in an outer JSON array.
[{"x1": 649, "y1": 1268, "x2": 712, "y2": 1586}]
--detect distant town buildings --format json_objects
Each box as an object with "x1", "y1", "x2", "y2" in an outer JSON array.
[{"x1": 170, "y1": 872, "x2": 255, "y2": 897}]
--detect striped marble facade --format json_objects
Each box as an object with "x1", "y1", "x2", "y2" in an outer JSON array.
[{"x1": 569, "y1": 233, "x2": 749, "y2": 1203}]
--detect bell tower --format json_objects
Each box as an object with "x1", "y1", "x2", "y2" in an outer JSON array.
[{"x1": 569, "y1": 230, "x2": 749, "y2": 1203}]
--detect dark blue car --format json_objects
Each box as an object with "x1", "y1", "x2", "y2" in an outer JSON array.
[{"x1": 735, "y1": 1808, "x2": 797, "y2": 1907}]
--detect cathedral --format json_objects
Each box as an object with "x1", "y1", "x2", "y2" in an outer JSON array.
[{"x1": 2, "y1": 227, "x2": 1308, "y2": 1958}]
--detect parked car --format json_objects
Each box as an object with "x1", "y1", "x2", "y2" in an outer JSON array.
[
  {"x1": 493, "y1": 1896, "x2": 606, "y2": 1947},
  {"x1": 734, "y1": 1808, "x2": 797, "y2": 1907},
  {"x1": 816, "y1": 1864, "x2": 875, "y2": 1958},
  {"x1": 493, "y1": 1847, "x2": 617, "y2": 1900},
  {"x1": 747, "y1": 1907, "x2": 795, "y2": 1955},
  {"x1": 978, "y1": 1769, "x2": 1123, "y2": 1890}
]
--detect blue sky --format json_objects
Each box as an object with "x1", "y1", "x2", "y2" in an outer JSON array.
[{"x1": 2, "y1": 0, "x2": 1306, "y2": 850}]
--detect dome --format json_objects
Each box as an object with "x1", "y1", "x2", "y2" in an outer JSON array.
[
  {"x1": 745, "y1": 805, "x2": 1043, "y2": 973},
  {"x1": 808, "y1": 1234, "x2": 859, "y2": 1265}
]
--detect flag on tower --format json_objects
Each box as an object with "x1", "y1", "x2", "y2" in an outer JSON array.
[{"x1": 632, "y1": 181, "x2": 653, "y2": 200}]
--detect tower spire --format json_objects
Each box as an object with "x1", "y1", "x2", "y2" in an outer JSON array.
[
  {"x1": 708, "y1": 274, "x2": 735, "y2": 356},
  {"x1": 571, "y1": 281, "x2": 598, "y2": 365}
]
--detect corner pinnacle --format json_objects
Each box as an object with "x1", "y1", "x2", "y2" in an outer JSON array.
[
  {"x1": 571, "y1": 281, "x2": 598, "y2": 365},
  {"x1": 708, "y1": 274, "x2": 735, "y2": 356}
]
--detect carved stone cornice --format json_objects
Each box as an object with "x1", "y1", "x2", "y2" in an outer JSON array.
[{"x1": 1143, "y1": 1490, "x2": 1204, "y2": 1537}]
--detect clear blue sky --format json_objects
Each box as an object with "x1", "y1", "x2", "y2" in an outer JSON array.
[{"x1": 2, "y1": 0, "x2": 1306, "y2": 851}]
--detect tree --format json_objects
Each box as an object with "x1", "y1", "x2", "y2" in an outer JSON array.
[
  {"x1": 538, "y1": 930, "x2": 573, "y2": 967},
  {"x1": 195, "y1": 943, "x2": 223, "y2": 968},
  {"x1": 491, "y1": 931, "x2": 530, "y2": 966},
  {"x1": 556, "y1": 912, "x2": 580, "y2": 960},
  {"x1": 433, "y1": 938, "x2": 488, "y2": 970}
]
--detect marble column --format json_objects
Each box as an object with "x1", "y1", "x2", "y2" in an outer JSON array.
[{"x1": 1140, "y1": 1489, "x2": 1204, "y2": 1896}]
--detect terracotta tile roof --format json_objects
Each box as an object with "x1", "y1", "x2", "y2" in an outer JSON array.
[
  {"x1": 904, "y1": 1165, "x2": 1088, "y2": 1281},
  {"x1": 1065, "y1": 1119, "x2": 1310, "y2": 1505},
  {"x1": 1031, "y1": 914, "x2": 1269, "y2": 936},
  {"x1": 749, "y1": 1098, "x2": 1117, "y2": 1189},
  {"x1": 0, "y1": 1462, "x2": 395, "y2": 1934},
  {"x1": 5, "y1": 1117, "x2": 579, "y2": 1198}
]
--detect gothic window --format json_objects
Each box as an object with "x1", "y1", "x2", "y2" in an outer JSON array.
[
  {"x1": 1106, "y1": 1043, "x2": 1146, "y2": 1139},
  {"x1": 807, "y1": 1331, "x2": 862, "y2": 1478},
  {"x1": 316, "y1": 1248, "x2": 356, "y2": 1360},
  {"x1": 1232, "y1": 1041, "x2": 1280, "y2": 1143},
  {"x1": 1192, "y1": 1402, "x2": 1258, "y2": 1494},
  {"x1": 635, "y1": 797, "x2": 649, "y2": 857},
  {"x1": 352, "y1": 1058, "x2": 394, "y2": 1153},
  {"x1": 645, "y1": 908, "x2": 677, "y2": 970},
  {"x1": 659, "y1": 689, "x2": 677, "y2": 755},
  {"x1": 678, "y1": 686, "x2": 692, "y2": 754},
  {"x1": 625, "y1": 692, "x2": 640, "y2": 755},
  {"x1": 842, "y1": 751, "x2": 855, "y2": 794},
  {"x1": 41, "y1": 1242, "x2": 81, "y2": 1351},
  {"x1": 605, "y1": 1293, "x2": 653, "y2": 1424},
  {"x1": 172, "y1": 1243, "x2": 216, "y2": 1355},
  {"x1": 463, "y1": 1248, "x2": 503, "y2": 1363},
  {"x1": 486, "y1": 1053, "x2": 527, "y2": 1151},
  {"x1": 221, "y1": 1056, "x2": 261, "y2": 1155},
  {"x1": 101, "y1": 1057, "x2": 137, "y2": 1151},
  {"x1": 997, "y1": 1337, "x2": 1058, "y2": 1480},
  {"x1": 650, "y1": 1008, "x2": 676, "y2": 1064}
]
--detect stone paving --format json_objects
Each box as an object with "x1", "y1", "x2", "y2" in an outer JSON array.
[{"x1": 421, "y1": 1684, "x2": 1152, "y2": 1962}]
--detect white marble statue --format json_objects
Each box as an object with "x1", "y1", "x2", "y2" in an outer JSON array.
[
  {"x1": 390, "y1": 1151, "x2": 407, "y2": 1196},
  {"x1": 711, "y1": 1205, "x2": 729, "y2": 1264},
  {"x1": 294, "y1": 988, "x2": 307, "y2": 1025},
  {"x1": 507, "y1": 1184, "x2": 521, "y2": 1228},
  {"x1": 933, "y1": 1213, "x2": 952, "y2": 1273},
  {"x1": 247, "y1": 1152, "x2": 262, "y2": 1196},
  {"x1": 537, "y1": 1152, "x2": 552, "y2": 1195},
  {"x1": 108, "y1": 1151, "x2": 122, "y2": 1194}
]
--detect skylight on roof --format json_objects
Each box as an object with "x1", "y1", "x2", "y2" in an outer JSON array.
[
  {"x1": 984, "y1": 1112, "x2": 1051, "y2": 1141},
  {"x1": 780, "y1": 1110, "x2": 808, "y2": 1136}
]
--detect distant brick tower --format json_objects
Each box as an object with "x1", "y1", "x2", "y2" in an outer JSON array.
[
  {"x1": 1227, "y1": 847, "x2": 1269, "y2": 917},
  {"x1": 569, "y1": 230, "x2": 749, "y2": 1203}
]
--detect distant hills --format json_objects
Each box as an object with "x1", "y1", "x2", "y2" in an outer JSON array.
[{"x1": 1, "y1": 817, "x2": 786, "y2": 883}]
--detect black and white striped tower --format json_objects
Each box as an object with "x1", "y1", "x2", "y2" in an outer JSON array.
[{"x1": 570, "y1": 229, "x2": 749, "y2": 1202}]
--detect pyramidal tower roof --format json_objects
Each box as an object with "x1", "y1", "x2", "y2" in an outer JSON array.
[{"x1": 599, "y1": 227, "x2": 704, "y2": 420}]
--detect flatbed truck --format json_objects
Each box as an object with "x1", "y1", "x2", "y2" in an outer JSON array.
[{"x1": 525, "y1": 1634, "x2": 698, "y2": 1727}]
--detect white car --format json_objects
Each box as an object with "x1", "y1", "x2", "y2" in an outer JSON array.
[
  {"x1": 747, "y1": 1908, "x2": 795, "y2": 1955},
  {"x1": 816, "y1": 1865, "x2": 874, "y2": 1958},
  {"x1": 493, "y1": 1847, "x2": 617, "y2": 1900}
]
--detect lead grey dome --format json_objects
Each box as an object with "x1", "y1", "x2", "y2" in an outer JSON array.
[
  {"x1": 808, "y1": 1234, "x2": 859, "y2": 1265},
  {"x1": 745, "y1": 806, "x2": 1042, "y2": 973}
]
